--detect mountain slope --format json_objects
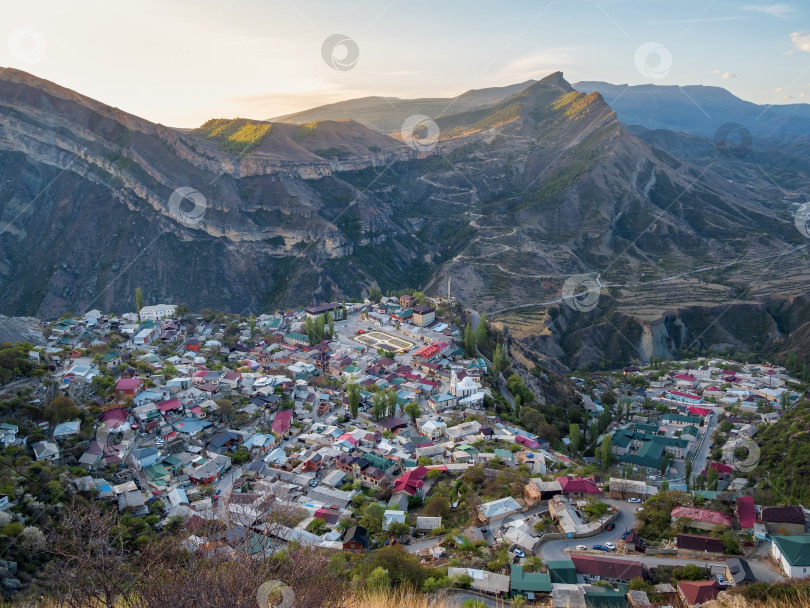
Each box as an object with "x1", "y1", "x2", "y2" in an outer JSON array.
[
  {"x1": 574, "y1": 81, "x2": 810, "y2": 140},
  {"x1": 270, "y1": 80, "x2": 537, "y2": 134},
  {"x1": 1, "y1": 68, "x2": 809, "y2": 371}
]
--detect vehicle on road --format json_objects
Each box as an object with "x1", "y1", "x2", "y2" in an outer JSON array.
[
  {"x1": 605, "y1": 522, "x2": 615, "y2": 531},
  {"x1": 513, "y1": 549, "x2": 526, "y2": 558},
  {"x1": 604, "y1": 542, "x2": 616, "y2": 551},
  {"x1": 575, "y1": 545, "x2": 587, "y2": 551},
  {"x1": 592, "y1": 544, "x2": 610, "y2": 552},
  {"x1": 647, "y1": 475, "x2": 658, "y2": 481},
  {"x1": 308, "y1": 479, "x2": 319, "y2": 487},
  {"x1": 628, "y1": 497, "x2": 642, "y2": 503}
]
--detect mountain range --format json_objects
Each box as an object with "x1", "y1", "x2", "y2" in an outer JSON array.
[{"x1": 2, "y1": 67, "x2": 810, "y2": 371}]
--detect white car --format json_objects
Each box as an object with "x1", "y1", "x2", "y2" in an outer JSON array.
[
  {"x1": 628, "y1": 497, "x2": 642, "y2": 503},
  {"x1": 575, "y1": 545, "x2": 587, "y2": 551},
  {"x1": 604, "y1": 542, "x2": 616, "y2": 551},
  {"x1": 513, "y1": 549, "x2": 526, "y2": 558}
]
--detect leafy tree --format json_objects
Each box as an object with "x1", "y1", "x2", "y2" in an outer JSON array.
[
  {"x1": 722, "y1": 530, "x2": 741, "y2": 554},
  {"x1": 366, "y1": 566, "x2": 390, "y2": 592},
  {"x1": 569, "y1": 423, "x2": 580, "y2": 453},
  {"x1": 476, "y1": 313, "x2": 487, "y2": 348},
  {"x1": 672, "y1": 564, "x2": 706, "y2": 581},
  {"x1": 230, "y1": 449, "x2": 250, "y2": 465},
  {"x1": 216, "y1": 398, "x2": 235, "y2": 421},
  {"x1": 372, "y1": 391, "x2": 387, "y2": 420},
  {"x1": 493, "y1": 344, "x2": 503, "y2": 378},
  {"x1": 707, "y1": 466, "x2": 719, "y2": 491},
  {"x1": 360, "y1": 503, "x2": 385, "y2": 535},
  {"x1": 369, "y1": 286, "x2": 382, "y2": 303},
  {"x1": 386, "y1": 386, "x2": 398, "y2": 418},
  {"x1": 388, "y1": 522, "x2": 411, "y2": 537},
  {"x1": 601, "y1": 390, "x2": 617, "y2": 406},
  {"x1": 44, "y1": 396, "x2": 80, "y2": 424},
  {"x1": 306, "y1": 517, "x2": 329, "y2": 535},
  {"x1": 628, "y1": 578, "x2": 655, "y2": 592},
  {"x1": 404, "y1": 402, "x2": 421, "y2": 424},
  {"x1": 463, "y1": 325, "x2": 476, "y2": 357},
  {"x1": 507, "y1": 374, "x2": 534, "y2": 404},
  {"x1": 600, "y1": 434, "x2": 612, "y2": 471},
  {"x1": 135, "y1": 287, "x2": 144, "y2": 312},
  {"x1": 423, "y1": 495, "x2": 450, "y2": 518},
  {"x1": 583, "y1": 500, "x2": 609, "y2": 520},
  {"x1": 347, "y1": 383, "x2": 361, "y2": 418},
  {"x1": 249, "y1": 315, "x2": 256, "y2": 340},
  {"x1": 514, "y1": 394, "x2": 521, "y2": 417}
]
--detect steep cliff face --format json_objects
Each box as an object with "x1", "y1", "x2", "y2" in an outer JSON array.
[
  {"x1": 1, "y1": 66, "x2": 808, "y2": 365},
  {"x1": 516, "y1": 295, "x2": 810, "y2": 370}
]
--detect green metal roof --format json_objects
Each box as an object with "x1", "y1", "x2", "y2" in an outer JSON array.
[
  {"x1": 510, "y1": 565, "x2": 551, "y2": 593},
  {"x1": 584, "y1": 590, "x2": 627, "y2": 608},
  {"x1": 547, "y1": 560, "x2": 577, "y2": 584},
  {"x1": 772, "y1": 534, "x2": 810, "y2": 566}
]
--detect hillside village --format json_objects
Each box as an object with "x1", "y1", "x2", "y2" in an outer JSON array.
[{"x1": 1, "y1": 296, "x2": 810, "y2": 607}]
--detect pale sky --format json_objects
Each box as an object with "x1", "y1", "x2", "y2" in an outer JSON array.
[{"x1": 2, "y1": 0, "x2": 810, "y2": 127}]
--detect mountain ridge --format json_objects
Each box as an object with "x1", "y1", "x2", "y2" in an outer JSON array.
[{"x1": 1, "y1": 68, "x2": 809, "y2": 371}]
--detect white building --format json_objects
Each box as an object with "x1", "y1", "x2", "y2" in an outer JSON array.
[
  {"x1": 771, "y1": 535, "x2": 810, "y2": 579},
  {"x1": 139, "y1": 304, "x2": 177, "y2": 321},
  {"x1": 451, "y1": 372, "x2": 479, "y2": 398}
]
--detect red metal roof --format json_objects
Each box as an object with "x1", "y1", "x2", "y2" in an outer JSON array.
[
  {"x1": 271, "y1": 410, "x2": 293, "y2": 434},
  {"x1": 556, "y1": 476, "x2": 601, "y2": 494},
  {"x1": 688, "y1": 406, "x2": 712, "y2": 416},
  {"x1": 394, "y1": 466, "x2": 428, "y2": 496},
  {"x1": 671, "y1": 506, "x2": 732, "y2": 527},
  {"x1": 737, "y1": 496, "x2": 756, "y2": 529},
  {"x1": 678, "y1": 580, "x2": 721, "y2": 604},
  {"x1": 570, "y1": 554, "x2": 644, "y2": 580}
]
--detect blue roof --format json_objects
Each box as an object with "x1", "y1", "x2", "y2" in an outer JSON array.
[{"x1": 173, "y1": 417, "x2": 212, "y2": 434}]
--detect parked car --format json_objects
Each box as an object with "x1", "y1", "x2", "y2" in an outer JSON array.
[
  {"x1": 717, "y1": 575, "x2": 726, "y2": 585},
  {"x1": 592, "y1": 544, "x2": 610, "y2": 552},
  {"x1": 308, "y1": 479, "x2": 319, "y2": 487},
  {"x1": 628, "y1": 497, "x2": 643, "y2": 503},
  {"x1": 575, "y1": 545, "x2": 587, "y2": 551},
  {"x1": 604, "y1": 542, "x2": 616, "y2": 551},
  {"x1": 513, "y1": 549, "x2": 526, "y2": 558},
  {"x1": 605, "y1": 522, "x2": 615, "y2": 531}
]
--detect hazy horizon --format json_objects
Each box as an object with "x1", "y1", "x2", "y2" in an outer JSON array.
[{"x1": 2, "y1": 0, "x2": 810, "y2": 128}]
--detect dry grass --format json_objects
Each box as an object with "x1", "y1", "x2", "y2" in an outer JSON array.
[{"x1": 348, "y1": 590, "x2": 513, "y2": 608}]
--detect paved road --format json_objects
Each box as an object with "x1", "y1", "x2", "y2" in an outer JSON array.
[
  {"x1": 689, "y1": 406, "x2": 721, "y2": 483},
  {"x1": 539, "y1": 499, "x2": 637, "y2": 561},
  {"x1": 469, "y1": 309, "x2": 514, "y2": 407},
  {"x1": 540, "y1": 499, "x2": 785, "y2": 584}
]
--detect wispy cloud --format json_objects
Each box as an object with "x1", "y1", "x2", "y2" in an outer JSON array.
[
  {"x1": 743, "y1": 4, "x2": 795, "y2": 18},
  {"x1": 713, "y1": 69, "x2": 737, "y2": 79},
  {"x1": 650, "y1": 16, "x2": 742, "y2": 25},
  {"x1": 481, "y1": 49, "x2": 577, "y2": 87},
  {"x1": 790, "y1": 31, "x2": 810, "y2": 52}
]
